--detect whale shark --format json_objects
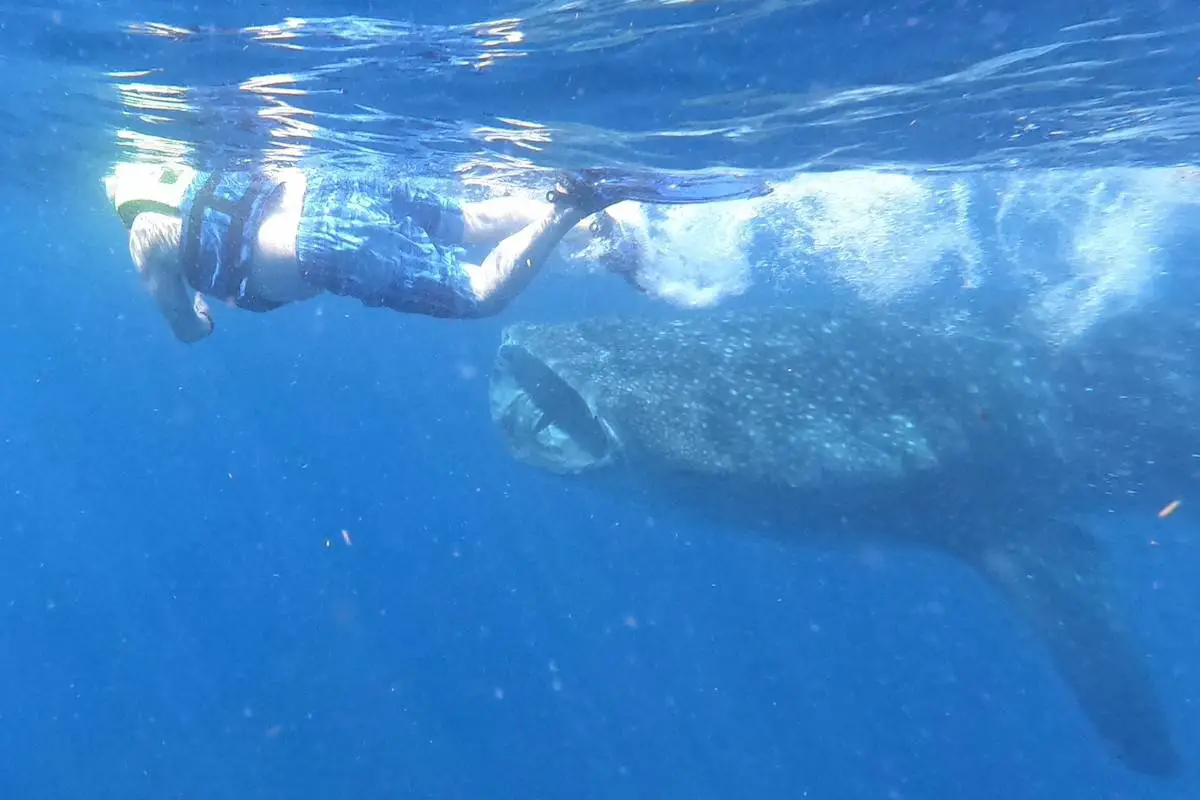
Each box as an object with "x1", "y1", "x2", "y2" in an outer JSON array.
[{"x1": 487, "y1": 305, "x2": 1180, "y2": 777}]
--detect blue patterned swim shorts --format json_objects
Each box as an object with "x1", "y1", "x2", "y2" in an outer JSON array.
[{"x1": 295, "y1": 173, "x2": 478, "y2": 318}]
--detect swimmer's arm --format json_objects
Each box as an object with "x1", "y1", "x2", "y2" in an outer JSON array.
[{"x1": 128, "y1": 212, "x2": 213, "y2": 344}]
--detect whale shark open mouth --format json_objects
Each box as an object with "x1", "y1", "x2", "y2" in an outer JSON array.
[{"x1": 489, "y1": 340, "x2": 618, "y2": 475}]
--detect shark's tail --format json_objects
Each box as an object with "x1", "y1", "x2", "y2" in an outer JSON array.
[{"x1": 956, "y1": 519, "x2": 1179, "y2": 777}]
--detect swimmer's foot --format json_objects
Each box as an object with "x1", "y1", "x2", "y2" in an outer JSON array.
[{"x1": 548, "y1": 170, "x2": 625, "y2": 216}]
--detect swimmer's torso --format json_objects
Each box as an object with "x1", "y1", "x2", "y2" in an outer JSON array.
[{"x1": 246, "y1": 169, "x2": 318, "y2": 304}]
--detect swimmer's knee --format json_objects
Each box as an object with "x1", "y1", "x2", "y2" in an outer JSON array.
[{"x1": 392, "y1": 183, "x2": 464, "y2": 245}]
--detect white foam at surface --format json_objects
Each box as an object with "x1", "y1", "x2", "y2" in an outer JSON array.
[{"x1": 560, "y1": 166, "x2": 1200, "y2": 345}]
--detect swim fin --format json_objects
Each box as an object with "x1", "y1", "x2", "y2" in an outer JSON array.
[{"x1": 550, "y1": 168, "x2": 772, "y2": 213}]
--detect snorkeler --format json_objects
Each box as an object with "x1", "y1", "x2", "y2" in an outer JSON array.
[{"x1": 103, "y1": 164, "x2": 637, "y2": 342}]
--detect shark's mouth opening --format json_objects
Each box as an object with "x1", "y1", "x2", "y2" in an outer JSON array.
[{"x1": 489, "y1": 343, "x2": 618, "y2": 475}]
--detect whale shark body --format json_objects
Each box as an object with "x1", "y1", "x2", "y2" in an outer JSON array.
[{"x1": 488, "y1": 306, "x2": 1179, "y2": 777}]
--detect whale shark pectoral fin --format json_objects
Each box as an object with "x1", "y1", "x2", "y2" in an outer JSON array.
[{"x1": 963, "y1": 519, "x2": 1179, "y2": 777}]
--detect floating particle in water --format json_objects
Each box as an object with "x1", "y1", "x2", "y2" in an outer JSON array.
[{"x1": 1157, "y1": 499, "x2": 1181, "y2": 519}]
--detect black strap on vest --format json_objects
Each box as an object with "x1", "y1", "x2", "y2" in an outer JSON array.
[{"x1": 182, "y1": 172, "x2": 283, "y2": 311}]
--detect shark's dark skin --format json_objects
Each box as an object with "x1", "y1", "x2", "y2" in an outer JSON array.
[{"x1": 488, "y1": 306, "x2": 1181, "y2": 778}]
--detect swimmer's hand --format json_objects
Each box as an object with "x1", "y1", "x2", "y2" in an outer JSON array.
[
  {"x1": 129, "y1": 212, "x2": 213, "y2": 344},
  {"x1": 176, "y1": 293, "x2": 214, "y2": 344}
]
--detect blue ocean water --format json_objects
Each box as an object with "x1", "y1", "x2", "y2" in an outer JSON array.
[{"x1": 1, "y1": 1, "x2": 1198, "y2": 798}]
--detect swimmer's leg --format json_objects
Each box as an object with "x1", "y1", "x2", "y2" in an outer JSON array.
[
  {"x1": 464, "y1": 196, "x2": 599, "y2": 316},
  {"x1": 298, "y1": 207, "x2": 588, "y2": 320},
  {"x1": 464, "y1": 174, "x2": 673, "y2": 314},
  {"x1": 460, "y1": 196, "x2": 548, "y2": 246},
  {"x1": 297, "y1": 177, "x2": 603, "y2": 319},
  {"x1": 386, "y1": 180, "x2": 550, "y2": 248},
  {"x1": 460, "y1": 193, "x2": 612, "y2": 256},
  {"x1": 299, "y1": 175, "x2": 646, "y2": 319}
]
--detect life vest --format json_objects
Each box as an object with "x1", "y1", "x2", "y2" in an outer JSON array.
[{"x1": 177, "y1": 170, "x2": 286, "y2": 313}]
